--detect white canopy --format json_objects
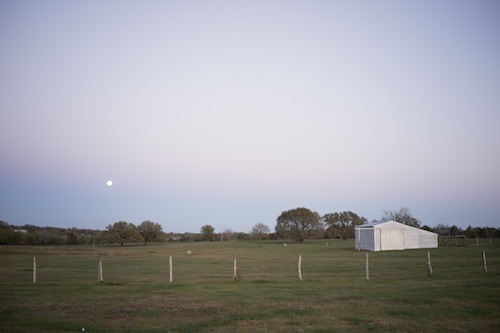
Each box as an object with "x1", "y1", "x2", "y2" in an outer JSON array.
[{"x1": 355, "y1": 220, "x2": 438, "y2": 251}]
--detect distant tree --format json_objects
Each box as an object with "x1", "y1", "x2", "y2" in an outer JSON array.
[
  {"x1": 473, "y1": 227, "x2": 485, "y2": 238},
  {"x1": 0, "y1": 222, "x2": 15, "y2": 245},
  {"x1": 464, "y1": 225, "x2": 474, "y2": 238},
  {"x1": 106, "y1": 221, "x2": 142, "y2": 246},
  {"x1": 200, "y1": 224, "x2": 215, "y2": 241},
  {"x1": 179, "y1": 232, "x2": 197, "y2": 242},
  {"x1": 449, "y1": 225, "x2": 462, "y2": 236},
  {"x1": 138, "y1": 220, "x2": 163, "y2": 245},
  {"x1": 275, "y1": 207, "x2": 324, "y2": 242},
  {"x1": 434, "y1": 223, "x2": 451, "y2": 235},
  {"x1": 66, "y1": 232, "x2": 79, "y2": 245},
  {"x1": 32, "y1": 227, "x2": 65, "y2": 245},
  {"x1": 323, "y1": 211, "x2": 367, "y2": 239},
  {"x1": 483, "y1": 227, "x2": 498, "y2": 238},
  {"x1": 221, "y1": 228, "x2": 237, "y2": 241},
  {"x1": 467, "y1": 226, "x2": 498, "y2": 238},
  {"x1": 251, "y1": 223, "x2": 271, "y2": 240},
  {"x1": 380, "y1": 207, "x2": 421, "y2": 228},
  {"x1": 421, "y1": 225, "x2": 433, "y2": 232},
  {"x1": 236, "y1": 232, "x2": 251, "y2": 240}
]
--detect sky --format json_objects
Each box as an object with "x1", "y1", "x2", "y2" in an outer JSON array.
[{"x1": 1, "y1": 0, "x2": 499, "y2": 233}]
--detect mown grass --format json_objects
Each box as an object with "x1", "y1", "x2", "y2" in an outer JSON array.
[{"x1": 1, "y1": 240, "x2": 499, "y2": 332}]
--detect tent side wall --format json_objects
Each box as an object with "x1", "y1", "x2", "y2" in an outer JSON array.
[
  {"x1": 374, "y1": 228, "x2": 380, "y2": 251},
  {"x1": 419, "y1": 232, "x2": 438, "y2": 248},
  {"x1": 403, "y1": 228, "x2": 421, "y2": 249},
  {"x1": 380, "y1": 228, "x2": 405, "y2": 250}
]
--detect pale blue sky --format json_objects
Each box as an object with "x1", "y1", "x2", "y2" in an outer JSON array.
[{"x1": 1, "y1": 0, "x2": 499, "y2": 233}]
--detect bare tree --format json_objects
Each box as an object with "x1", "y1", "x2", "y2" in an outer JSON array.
[
  {"x1": 251, "y1": 223, "x2": 271, "y2": 240},
  {"x1": 221, "y1": 228, "x2": 238, "y2": 241},
  {"x1": 380, "y1": 207, "x2": 421, "y2": 228}
]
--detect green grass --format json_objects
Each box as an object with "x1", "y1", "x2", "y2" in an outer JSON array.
[{"x1": 1, "y1": 240, "x2": 499, "y2": 332}]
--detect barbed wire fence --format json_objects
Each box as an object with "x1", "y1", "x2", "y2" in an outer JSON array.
[{"x1": 1, "y1": 245, "x2": 496, "y2": 286}]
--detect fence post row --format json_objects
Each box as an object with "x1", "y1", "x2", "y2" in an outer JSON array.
[{"x1": 26, "y1": 245, "x2": 496, "y2": 284}]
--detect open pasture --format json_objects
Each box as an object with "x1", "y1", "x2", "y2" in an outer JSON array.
[{"x1": 1, "y1": 240, "x2": 499, "y2": 332}]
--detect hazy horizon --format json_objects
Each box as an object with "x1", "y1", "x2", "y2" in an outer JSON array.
[{"x1": 1, "y1": 1, "x2": 499, "y2": 233}]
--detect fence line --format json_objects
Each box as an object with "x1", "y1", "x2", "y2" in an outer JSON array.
[
  {"x1": 438, "y1": 236, "x2": 497, "y2": 247},
  {"x1": 1, "y1": 247, "x2": 496, "y2": 285}
]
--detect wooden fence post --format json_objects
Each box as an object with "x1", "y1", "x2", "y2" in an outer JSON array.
[
  {"x1": 169, "y1": 256, "x2": 173, "y2": 283},
  {"x1": 427, "y1": 251, "x2": 433, "y2": 277},
  {"x1": 365, "y1": 253, "x2": 369, "y2": 280},
  {"x1": 298, "y1": 255, "x2": 303, "y2": 281},
  {"x1": 33, "y1": 256, "x2": 36, "y2": 284},
  {"x1": 233, "y1": 256, "x2": 240, "y2": 281},
  {"x1": 97, "y1": 255, "x2": 103, "y2": 283},
  {"x1": 482, "y1": 249, "x2": 488, "y2": 274}
]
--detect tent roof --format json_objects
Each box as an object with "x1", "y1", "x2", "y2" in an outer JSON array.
[
  {"x1": 356, "y1": 220, "x2": 438, "y2": 235},
  {"x1": 357, "y1": 221, "x2": 378, "y2": 228},
  {"x1": 356, "y1": 220, "x2": 396, "y2": 228}
]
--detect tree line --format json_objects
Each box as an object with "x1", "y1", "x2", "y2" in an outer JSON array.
[
  {"x1": 0, "y1": 221, "x2": 101, "y2": 246},
  {"x1": 1, "y1": 206, "x2": 499, "y2": 246},
  {"x1": 0, "y1": 220, "x2": 269, "y2": 246},
  {"x1": 0, "y1": 220, "x2": 166, "y2": 246},
  {"x1": 273, "y1": 207, "x2": 500, "y2": 241},
  {"x1": 274, "y1": 207, "x2": 367, "y2": 242}
]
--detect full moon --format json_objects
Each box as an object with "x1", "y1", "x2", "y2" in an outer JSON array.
[{"x1": 106, "y1": 180, "x2": 113, "y2": 187}]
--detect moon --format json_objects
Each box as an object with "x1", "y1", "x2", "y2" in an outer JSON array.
[{"x1": 106, "y1": 180, "x2": 113, "y2": 187}]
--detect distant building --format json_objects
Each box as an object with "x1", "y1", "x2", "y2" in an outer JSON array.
[{"x1": 355, "y1": 220, "x2": 438, "y2": 251}]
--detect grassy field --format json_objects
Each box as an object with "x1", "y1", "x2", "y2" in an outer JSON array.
[{"x1": 1, "y1": 239, "x2": 499, "y2": 332}]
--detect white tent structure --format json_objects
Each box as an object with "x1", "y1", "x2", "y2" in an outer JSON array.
[{"x1": 355, "y1": 220, "x2": 438, "y2": 251}]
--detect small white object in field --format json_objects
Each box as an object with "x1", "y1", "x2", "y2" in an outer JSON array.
[
  {"x1": 284, "y1": 243, "x2": 287, "y2": 247},
  {"x1": 106, "y1": 180, "x2": 113, "y2": 187},
  {"x1": 82, "y1": 328, "x2": 86, "y2": 332},
  {"x1": 187, "y1": 250, "x2": 192, "y2": 255}
]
